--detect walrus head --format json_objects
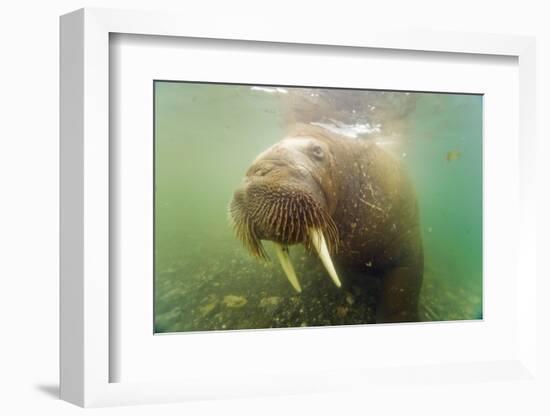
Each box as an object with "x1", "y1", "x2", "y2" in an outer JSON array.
[{"x1": 229, "y1": 127, "x2": 343, "y2": 293}]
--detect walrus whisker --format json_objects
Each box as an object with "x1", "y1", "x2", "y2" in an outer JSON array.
[
  {"x1": 248, "y1": 222, "x2": 267, "y2": 259},
  {"x1": 291, "y1": 201, "x2": 300, "y2": 242},
  {"x1": 274, "y1": 202, "x2": 284, "y2": 238},
  {"x1": 254, "y1": 199, "x2": 270, "y2": 222},
  {"x1": 267, "y1": 201, "x2": 279, "y2": 229},
  {"x1": 230, "y1": 204, "x2": 267, "y2": 260},
  {"x1": 281, "y1": 197, "x2": 290, "y2": 241}
]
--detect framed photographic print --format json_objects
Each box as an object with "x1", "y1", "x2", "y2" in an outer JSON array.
[
  {"x1": 153, "y1": 81, "x2": 482, "y2": 332},
  {"x1": 60, "y1": 8, "x2": 538, "y2": 407}
]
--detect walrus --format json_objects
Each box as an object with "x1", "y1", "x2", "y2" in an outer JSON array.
[{"x1": 229, "y1": 124, "x2": 423, "y2": 323}]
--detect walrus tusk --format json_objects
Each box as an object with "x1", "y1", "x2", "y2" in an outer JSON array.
[
  {"x1": 309, "y1": 227, "x2": 342, "y2": 288},
  {"x1": 274, "y1": 243, "x2": 302, "y2": 293}
]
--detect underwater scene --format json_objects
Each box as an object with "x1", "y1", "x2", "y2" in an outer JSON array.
[{"x1": 154, "y1": 81, "x2": 482, "y2": 333}]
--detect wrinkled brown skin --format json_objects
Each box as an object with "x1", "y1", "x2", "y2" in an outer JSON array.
[{"x1": 232, "y1": 124, "x2": 423, "y2": 323}]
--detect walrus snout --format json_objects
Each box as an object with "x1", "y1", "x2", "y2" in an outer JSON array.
[
  {"x1": 229, "y1": 176, "x2": 341, "y2": 293},
  {"x1": 231, "y1": 178, "x2": 327, "y2": 246},
  {"x1": 229, "y1": 133, "x2": 343, "y2": 293}
]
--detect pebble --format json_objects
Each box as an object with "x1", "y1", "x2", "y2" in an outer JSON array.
[
  {"x1": 222, "y1": 295, "x2": 247, "y2": 308},
  {"x1": 259, "y1": 296, "x2": 282, "y2": 308},
  {"x1": 336, "y1": 306, "x2": 349, "y2": 318},
  {"x1": 199, "y1": 301, "x2": 218, "y2": 317}
]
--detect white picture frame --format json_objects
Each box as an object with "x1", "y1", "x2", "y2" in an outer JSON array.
[{"x1": 60, "y1": 7, "x2": 537, "y2": 408}]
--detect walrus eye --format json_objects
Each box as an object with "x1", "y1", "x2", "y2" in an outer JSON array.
[{"x1": 311, "y1": 145, "x2": 324, "y2": 160}]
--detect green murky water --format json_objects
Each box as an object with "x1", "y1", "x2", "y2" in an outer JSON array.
[{"x1": 154, "y1": 82, "x2": 482, "y2": 333}]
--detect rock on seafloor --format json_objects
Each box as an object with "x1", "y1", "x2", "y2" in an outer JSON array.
[{"x1": 222, "y1": 294, "x2": 248, "y2": 308}]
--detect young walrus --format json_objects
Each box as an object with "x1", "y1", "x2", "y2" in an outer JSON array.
[{"x1": 229, "y1": 124, "x2": 423, "y2": 323}]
